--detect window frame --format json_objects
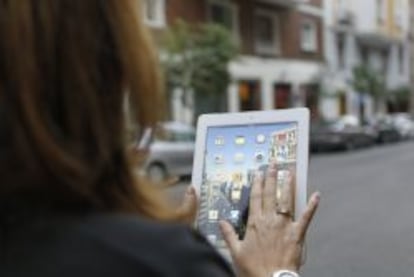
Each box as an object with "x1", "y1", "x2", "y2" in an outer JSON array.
[
  {"x1": 398, "y1": 44, "x2": 405, "y2": 74},
  {"x1": 143, "y1": 0, "x2": 166, "y2": 29},
  {"x1": 207, "y1": 0, "x2": 240, "y2": 41},
  {"x1": 300, "y1": 20, "x2": 318, "y2": 53},
  {"x1": 394, "y1": 0, "x2": 403, "y2": 28},
  {"x1": 254, "y1": 9, "x2": 281, "y2": 56},
  {"x1": 336, "y1": 33, "x2": 346, "y2": 70},
  {"x1": 376, "y1": 0, "x2": 386, "y2": 25}
]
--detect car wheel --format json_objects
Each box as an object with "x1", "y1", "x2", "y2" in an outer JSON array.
[{"x1": 147, "y1": 164, "x2": 167, "y2": 183}]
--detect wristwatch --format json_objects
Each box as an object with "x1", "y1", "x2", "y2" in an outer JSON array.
[{"x1": 272, "y1": 270, "x2": 300, "y2": 277}]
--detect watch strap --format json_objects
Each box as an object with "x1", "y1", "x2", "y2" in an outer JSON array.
[{"x1": 272, "y1": 270, "x2": 300, "y2": 277}]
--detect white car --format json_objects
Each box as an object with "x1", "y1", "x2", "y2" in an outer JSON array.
[
  {"x1": 136, "y1": 122, "x2": 195, "y2": 183},
  {"x1": 392, "y1": 113, "x2": 414, "y2": 140}
]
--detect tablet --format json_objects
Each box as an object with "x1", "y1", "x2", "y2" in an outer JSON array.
[{"x1": 192, "y1": 108, "x2": 310, "y2": 248}]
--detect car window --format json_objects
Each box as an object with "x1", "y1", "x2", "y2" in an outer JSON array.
[
  {"x1": 170, "y1": 131, "x2": 195, "y2": 142},
  {"x1": 154, "y1": 127, "x2": 195, "y2": 142}
]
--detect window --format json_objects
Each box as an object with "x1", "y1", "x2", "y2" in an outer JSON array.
[
  {"x1": 337, "y1": 0, "x2": 346, "y2": 17},
  {"x1": 337, "y1": 0, "x2": 346, "y2": 11},
  {"x1": 394, "y1": 0, "x2": 403, "y2": 28},
  {"x1": 254, "y1": 10, "x2": 280, "y2": 55},
  {"x1": 336, "y1": 33, "x2": 345, "y2": 69},
  {"x1": 208, "y1": 1, "x2": 239, "y2": 39},
  {"x1": 143, "y1": 0, "x2": 166, "y2": 28},
  {"x1": 381, "y1": 49, "x2": 389, "y2": 74},
  {"x1": 399, "y1": 44, "x2": 404, "y2": 74},
  {"x1": 360, "y1": 46, "x2": 369, "y2": 64},
  {"x1": 301, "y1": 21, "x2": 317, "y2": 52},
  {"x1": 274, "y1": 84, "x2": 292, "y2": 109},
  {"x1": 376, "y1": 0, "x2": 386, "y2": 25}
]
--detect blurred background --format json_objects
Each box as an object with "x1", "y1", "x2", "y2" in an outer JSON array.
[{"x1": 135, "y1": 0, "x2": 414, "y2": 276}]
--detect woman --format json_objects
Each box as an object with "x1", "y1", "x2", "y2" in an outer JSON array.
[{"x1": 0, "y1": 1, "x2": 319, "y2": 276}]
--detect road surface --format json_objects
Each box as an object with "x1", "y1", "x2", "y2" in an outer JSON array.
[{"x1": 166, "y1": 141, "x2": 414, "y2": 276}]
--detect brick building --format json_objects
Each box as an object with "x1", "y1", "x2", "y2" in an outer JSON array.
[{"x1": 142, "y1": 0, "x2": 325, "y2": 121}]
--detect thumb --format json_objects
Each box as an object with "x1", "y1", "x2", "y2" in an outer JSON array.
[
  {"x1": 176, "y1": 186, "x2": 198, "y2": 225},
  {"x1": 219, "y1": 220, "x2": 240, "y2": 255}
]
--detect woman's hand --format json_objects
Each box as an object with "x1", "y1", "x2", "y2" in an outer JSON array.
[
  {"x1": 219, "y1": 163, "x2": 320, "y2": 277},
  {"x1": 176, "y1": 186, "x2": 198, "y2": 225}
]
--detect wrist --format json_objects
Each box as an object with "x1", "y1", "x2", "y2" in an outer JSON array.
[
  {"x1": 237, "y1": 267, "x2": 299, "y2": 277},
  {"x1": 272, "y1": 270, "x2": 300, "y2": 277}
]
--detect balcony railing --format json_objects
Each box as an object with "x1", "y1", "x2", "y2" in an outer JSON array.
[
  {"x1": 336, "y1": 10, "x2": 355, "y2": 26},
  {"x1": 256, "y1": 0, "x2": 301, "y2": 8}
]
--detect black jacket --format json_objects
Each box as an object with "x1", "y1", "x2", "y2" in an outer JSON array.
[{"x1": 0, "y1": 215, "x2": 235, "y2": 277}]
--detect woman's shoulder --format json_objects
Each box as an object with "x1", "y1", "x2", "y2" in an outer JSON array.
[
  {"x1": 73, "y1": 214, "x2": 207, "y2": 252},
  {"x1": 4, "y1": 214, "x2": 235, "y2": 277},
  {"x1": 72, "y1": 214, "x2": 235, "y2": 276}
]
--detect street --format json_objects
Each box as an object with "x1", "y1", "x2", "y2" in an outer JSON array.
[
  {"x1": 305, "y1": 141, "x2": 414, "y2": 277},
  {"x1": 167, "y1": 141, "x2": 414, "y2": 276}
]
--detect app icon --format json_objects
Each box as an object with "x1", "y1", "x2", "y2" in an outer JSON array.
[
  {"x1": 214, "y1": 171, "x2": 227, "y2": 182},
  {"x1": 288, "y1": 130, "x2": 297, "y2": 143},
  {"x1": 231, "y1": 172, "x2": 243, "y2": 183},
  {"x1": 214, "y1": 154, "x2": 224, "y2": 164},
  {"x1": 276, "y1": 133, "x2": 287, "y2": 143},
  {"x1": 208, "y1": 210, "x2": 219, "y2": 221},
  {"x1": 215, "y1": 136, "x2": 225, "y2": 146},
  {"x1": 235, "y1": 136, "x2": 246, "y2": 145},
  {"x1": 207, "y1": 234, "x2": 217, "y2": 244},
  {"x1": 230, "y1": 210, "x2": 240, "y2": 222},
  {"x1": 234, "y1": 152, "x2": 245, "y2": 164},
  {"x1": 256, "y1": 134, "x2": 266, "y2": 144},
  {"x1": 277, "y1": 145, "x2": 288, "y2": 161},
  {"x1": 255, "y1": 151, "x2": 265, "y2": 163},
  {"x1": 231, "y1": 189, "x2": 242, "y2": 202}
]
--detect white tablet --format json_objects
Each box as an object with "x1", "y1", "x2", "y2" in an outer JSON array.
[{"x1": 192, "y1": 108, "x2": 310, "y2": 248}]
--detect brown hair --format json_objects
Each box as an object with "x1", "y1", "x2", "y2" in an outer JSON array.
[{"x1": 0, "y1": 0, "x2": 169, "y2": 219}]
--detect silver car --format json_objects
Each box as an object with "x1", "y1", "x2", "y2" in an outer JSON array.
[{"x1": 137, "y1": 122, "x2": 195, "y2": 183}]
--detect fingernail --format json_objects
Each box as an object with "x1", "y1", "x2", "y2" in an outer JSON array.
[
  {"x1": 314, "y1": 192, "x2": 321, "y2": 202},
  {"x1": 255, "y1": 171, "x2": 263, "y2": 179},
  {"x1": 186, "y1": 186, "x2": 195, "y2": 195}
]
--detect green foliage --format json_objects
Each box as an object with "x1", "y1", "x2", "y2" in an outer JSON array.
[
  {"x1": 352, "y1": 65, "x2": 385, "y2": 99},
  {"x1": 162, "y1": 20, "x2": 238, "y2": 114},
  {"x1": 389, "y1": 86, "x2": 410, "y2": 102}
]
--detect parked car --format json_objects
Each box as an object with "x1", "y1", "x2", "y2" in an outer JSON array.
[
  {"x1": 391, "y1": 113, "x2": 414, "y2": 140},
  {"x1": 136, "y1": 122, "x2": 195, "y2": 183},
  {"x1": 366, "y1": 116, "x2": 401, "y2": 144},
  {"x1": 311, "y1": 115, "x2": 376, "y2": 152}
]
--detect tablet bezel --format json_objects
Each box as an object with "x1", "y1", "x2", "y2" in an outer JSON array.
[{"x1": 192, "y1": 108, "x2": 310, "y2": 226}]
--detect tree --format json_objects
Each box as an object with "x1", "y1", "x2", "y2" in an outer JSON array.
[
  {"x1": 162, "y1": 20, "x2": 238, "y2": 123},
  {"x1": 388, "y1": 86, "x2": 410, "y2": 112},
  {"x1": 352, "y1": 65, "x2": 386, "y2": 119}
]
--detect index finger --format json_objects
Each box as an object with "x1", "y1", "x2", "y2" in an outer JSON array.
[{"x1": 248, "y1": 171, "x2": 263, "y2": 218}]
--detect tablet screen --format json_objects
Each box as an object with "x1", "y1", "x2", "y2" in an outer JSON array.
[{"x1": 197, "y1": 122, "x2": 298, "y2": 247}]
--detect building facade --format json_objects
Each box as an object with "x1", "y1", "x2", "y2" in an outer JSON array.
[
  {"x1": 142, "y1": 0, "x2": 325, "y2": 123},
  {"x1": 225, "y1": 0, "x2": 325, "y2": 119},
  {"x1": 322, "y1": 0, "x2": 410, "y2": 121},
  {"x1": 410, "y1": 0, "x2": 414, "y2": 116}
]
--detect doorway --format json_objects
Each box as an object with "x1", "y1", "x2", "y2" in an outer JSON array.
[
  {"x1": 239, "y1": 81, "x2": 261, "y2": 111},
  {"x1": 274, "y1": 83, "x2": 292, "y2": 109}
]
